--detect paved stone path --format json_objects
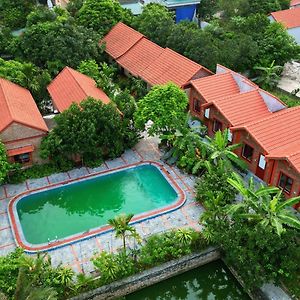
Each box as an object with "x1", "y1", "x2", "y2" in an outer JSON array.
[{"x1": 0, "y1": 137, "x2": 204, "y2": 274}]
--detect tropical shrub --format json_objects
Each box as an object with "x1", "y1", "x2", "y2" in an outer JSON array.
[
  {"x1": 0, "y1": 140, "x2": 11, "y2": 184},
  {"x1": 92, "y1": 251, "x2": 137, "y2": 284},
  {"x1": 196, "y1": 163, "x2": 237, "y2": 205}
]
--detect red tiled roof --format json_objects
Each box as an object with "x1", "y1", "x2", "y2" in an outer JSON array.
[
  {"x1": 117, "y1": 37, "x2": 164, "y2": 77},
  {"x1": 0, "y1": 78, "x2": 48, "y2": 132},
  {"x1": 270, "y1": 7, "x2": 300, "y2": 28},
  {"x1": 188, "y1": 72, "x2": 240, "y2": 101},
  {"x1": 47, "y1": 67, "x2": 111, "y2": 113},
  {"x1": 140, "y1": 48, "x2": 212, "y2": 87},
  {"x1": 232, "y1": 106, "x2": 300, "y2": 154},
  {"x1": 290, "y1": 0, "x2": 300, "y2": 7},
  {"x1": 204, "y1": 90, "x2": 273, "y2": 126},
  {"x1": 102, "y1": 22, "x2": 144, "y2": 59}
]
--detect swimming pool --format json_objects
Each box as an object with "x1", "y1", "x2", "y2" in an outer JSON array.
[{"x1": 8, "y1": 162, "x2": 185, "y2": 252}]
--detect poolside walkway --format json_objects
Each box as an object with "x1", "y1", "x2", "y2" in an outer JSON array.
[{"x1": 0, "y1": 137, "x2": 203, "y2": 274}]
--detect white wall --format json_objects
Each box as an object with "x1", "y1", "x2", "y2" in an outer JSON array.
[{"x1": 288, "y1": 27, "x2": 300, "y2": 44}]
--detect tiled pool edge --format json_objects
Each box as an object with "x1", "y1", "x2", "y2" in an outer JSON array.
[{"x1": 7, "y1": 161, "x2": 186, "y2": 253}]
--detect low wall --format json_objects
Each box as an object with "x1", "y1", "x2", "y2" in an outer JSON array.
[{"x1": 70, "y1": 247, "x2": 220, "y2": 300}]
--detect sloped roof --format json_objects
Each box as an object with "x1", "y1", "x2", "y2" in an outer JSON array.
[
  {"x1": 232, "y1": 106, "x2": 300, "y2": 154},
  {"x1": 0, "y1": 78, "x2": 48, "y2": 133},
  {"x1": 102, "y1": 22, "x2": 144, "y2": 59},
  {"x1": 266, "y1": 140, "x2": 300, "y2": 173},
  {"x1": 204, "y1": 90, "x2": 273, "y2": 126},
  {"x1": 140, "y1": 48, "x2": 212, "y2": 87},
  {"x1": 117, "y1": 37, "x2": 164, "y2": 77},
  {"x1": 291, "y1": 0, "x2": 300, "y2": 6},
  {"x1": 270, "y1": 7, "x2": 300, "y2": 28},
  {"x1": 47, "y1": 67, "x2": 111, "y2": 113},
  {"x1": 188, "y1": 72, "x2": 240, "y2": 101}
]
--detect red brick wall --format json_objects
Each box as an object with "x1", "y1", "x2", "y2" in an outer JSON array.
[
  {"x1": 233, "y1": 129, "x2": 271, "y2": 182},
  {"x1": 0, "y1": 122, "x2": 47, "y2": 165},
  {"x1": 268, "y1": 160, "x2": 300, "y2": 198}
]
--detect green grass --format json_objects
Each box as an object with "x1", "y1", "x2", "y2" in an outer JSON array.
[
  {"x1": 270, "y1": 88, "x2": 300, "y2": 108},
  {"x1": 282, "y1": 274, "x2": 300, "y2": 299}
]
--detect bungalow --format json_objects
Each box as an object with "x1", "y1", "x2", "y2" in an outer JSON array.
[
  {"x1": 269, "y1": 7, "x2": 300, "y2": 44},
  {"x1": 184, "y1": 65, "x2": 300, "y2": 203},
  {"x1": 47, "y1": 67, "x2": 111, "y2": 113},
  {"x1": 232, "y1": 107, "x2": 300, "y2": 199},
  {"x1": 185, "y1": 64, "x2": 286, "y2": 137},
  {"x1": 102, "y1": 22, "x2": 213, "y2": 88},
  {"x1": 0, "y1": 78, "x2": 48, "y2": 166}
]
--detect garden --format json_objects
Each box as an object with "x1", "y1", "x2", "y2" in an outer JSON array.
[{"x1": 0, "y1": 0, "x2": 300, "y2": 299}]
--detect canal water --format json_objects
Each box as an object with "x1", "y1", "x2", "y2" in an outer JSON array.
[{"x1": 126, "y1": 260, "x2": 250, "y2": 300}]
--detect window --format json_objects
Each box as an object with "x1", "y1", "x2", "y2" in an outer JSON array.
[
  {"x1": 193, "y1": 99, "x2": 201, "y2": 112},
  {"x1": 213, "y1": 119, "x2": 222, "y2": 132},
  {"x1": 14, "y1": 153, "x2": 30, "y2": 164},
  {"x1": 228, "y1": 129, "x2": 233, "y2": 142},
  {"x1": 278, "y1": 173, "x2": 293, "y2": 194},
  {"x1": 242, "y1": 144, "x2": 254, "y2": 161},
  {"x1": 204, "y1": 108, "x2": 210, "y2": 119}
]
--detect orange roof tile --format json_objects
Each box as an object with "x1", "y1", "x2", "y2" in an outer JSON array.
[
  {"x1": 117, "y1": 37, "x2": 164, "y2": 77},
  {"x1": 188, "y1": 72, "x2": 240, "y2": 101},
  {"x1": 47, "y1": 67, "x2": 111, "y2": 113},
  {"x1": 102, "y1": 22, "x2": 144, "y2": 59},
  {"x1": 270, "y1": 7, "x2": 300, "y2": 28},
  {"x1": 140, "y1": 48, "x2": 213, "y2": 87},
  {"x1": 204, "y1": 90, "x2": 273, "y2": 126},
  {"x1": 232, "y1": 106, "x2": 300, "y2": 154},
  {"x1": 291, "y1": 0, "x2": 300, "y2": 6},
  {"x1": 0, "y1": 78, "x2": 48, "y2": 132}
]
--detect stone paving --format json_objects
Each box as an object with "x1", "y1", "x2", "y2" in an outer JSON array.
[{"x1": 0, "y1": 137, "x2": 204, "y2": 274}]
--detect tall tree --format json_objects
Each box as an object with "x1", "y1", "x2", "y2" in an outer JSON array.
[
  {"x1": 40, "y1": 98, "x2": 128, "y2": 166},
  {"x1": 0, "y1": 0, "x2": 36, "y2": 29},
  {"x1": 132, "y1": 3, "x2": 175, "y2": 47},
  {"x1": 0, "y1": 141, "x2": 10, "y2": 184},
  {"x1": 166, "y1": 21, "x2": 198, "y2": 55},
  {"x1": 134, "y1": 83, "x2": 188, "y2": 137},
  {"x1": 77, "y1": 0, "x2": 132, "y2": 36},
  {"x1": 17, "y1": 18, "x2": 103, "y2": 74}
]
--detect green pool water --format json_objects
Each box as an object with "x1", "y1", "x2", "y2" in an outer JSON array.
[
  {"x1": 16, "y1": 165, "x2": 178, "y2": 245},
  {"x1": 126, "y1": 260, "x2": 250, "y2": 300}
]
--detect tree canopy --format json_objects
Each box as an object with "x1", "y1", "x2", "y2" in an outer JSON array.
[
  {"x1": 133, "y1": 4, "x2": 175, "y2": 47},
  {"x1": 0, "y1": 0, "x2": 36, "y2": 29},
  {"x1": 40, "y1": 97, "x2": 131, "y2": 166},
  {"x1": 134, "y1": 83, "x2": 188, "y2": 136},
  {"x1": 0, "y1": 58, "x2": 51, "y2": 110},
  {"x1": 77, "y1": 0, "x2": 132, "y2": 36},
  {"x1": 17, "y1": 18, "x2": 103, "y2": 75},
  {"x1": 0, "y1": 141, "x2": 10, "y2": 184}
]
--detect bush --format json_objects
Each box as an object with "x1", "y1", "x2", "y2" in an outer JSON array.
[
  {"x1": 6, "y1": 161, "x2": 75, "y2": 184},
  {"x1": 92, "y1": 251, "x2": 137, "y2": 285},
  {"x1": 196, "y1": 167, "x2": 237, "y2": 205}
]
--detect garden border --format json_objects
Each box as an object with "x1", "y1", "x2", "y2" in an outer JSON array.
[
  {"x1": 7, "y1": 161, "x2": 186, "y2": 253},
  {"x1": 70, "y1": 247, "x2": 221, "y2": 300}
]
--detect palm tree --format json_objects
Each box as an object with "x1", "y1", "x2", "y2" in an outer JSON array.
[
  {"x1": 201, "y1": 129, "x2": 246, "y2": 170},
  {"x1": 253, "y1": 60, "x2": 282, "y2": 90},
  {"x1": 108, "y1": 213, "x2": 140, "y2": 252},
  {"x1": 227, "y1": 173, "x2": 300, "y2": 235}
]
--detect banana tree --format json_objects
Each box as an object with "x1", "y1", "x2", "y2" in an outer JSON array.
[
  {"x1": 227, "y1": 173, "x2": 300, "y2": 235},
  {"x1": 201, "y1": 129, "x2": 246, "y2": 171}
]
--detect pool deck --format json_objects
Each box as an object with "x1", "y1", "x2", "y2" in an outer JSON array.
[{"x1": 0, "y1": 137, "x2": 204, "y2": 274}]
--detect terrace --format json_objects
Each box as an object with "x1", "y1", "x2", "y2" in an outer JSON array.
[{"x1": 0, "y1": 137, "x2": 203, "y2": 274}]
